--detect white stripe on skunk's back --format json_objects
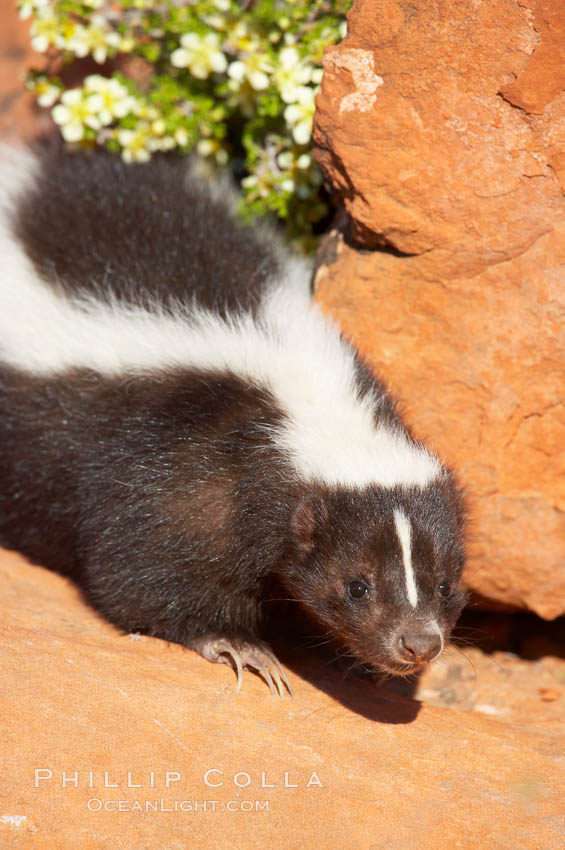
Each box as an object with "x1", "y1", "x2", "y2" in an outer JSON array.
[{"x1": 0, "y1": 148, "x2": 442, "y2": 491}]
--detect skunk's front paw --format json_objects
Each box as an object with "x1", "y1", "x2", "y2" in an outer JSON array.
[{"x1": 189, "y1": 635, "x2": 294, "y2": 698}]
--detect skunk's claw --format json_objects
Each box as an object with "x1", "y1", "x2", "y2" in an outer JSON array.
[{"x1": 190, "y1": 636, "x2": 294, "y2": 698}]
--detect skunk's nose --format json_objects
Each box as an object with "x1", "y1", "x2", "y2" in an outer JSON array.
[{"x1": 397, "y1": 631, "x2": 442, "y2": 664}]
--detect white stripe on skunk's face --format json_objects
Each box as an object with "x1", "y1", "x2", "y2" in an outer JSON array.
[
  {"x1": 393, "y1": 508, "x2": 419, "y2": 608},
  {"x1": 0, "y1": 146, "x2": 442, "y2": 492}
]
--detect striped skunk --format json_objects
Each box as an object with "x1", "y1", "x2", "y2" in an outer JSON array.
[{"x1": 0, "y1": 142, "x2": 467, "y2": 697}]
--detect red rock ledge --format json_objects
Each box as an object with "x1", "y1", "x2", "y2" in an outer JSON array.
[{"x1": 1, "y1": 550, "x2": 564, "y2": 848}]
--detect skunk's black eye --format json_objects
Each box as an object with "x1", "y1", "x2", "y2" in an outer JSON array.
[
  {"x1": 348, "y1": 580, "x2": 369, "y2": 600},
  {"x1": 438, "y1": 581, "x2": 451, "y2": 599}
]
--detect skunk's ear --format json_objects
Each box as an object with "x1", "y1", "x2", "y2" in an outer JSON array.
[{"x1": 290, "y1": 492, "x2": 329, "y2": 556}]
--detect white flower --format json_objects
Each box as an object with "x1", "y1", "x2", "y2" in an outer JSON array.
[
  {"x1": 213, "y1": 0, "x2": 230, "y2": 9},
  {"x1": 174, "y1": 127, "x2": 190, "y2": 146},
  {"x1": 51, "y1": 88, "x2": 101, "y2": 142},
  {"x1": 171, "y1": 33, "x2": 227, "y2": 79},
  {"x1": 283, "y1": 86, "x2": 317, "y2": 145},
  {"x1": 311, "y1": 67, "x2": 323, "y2": 85},
  {"x1": 84, "y1": 75, "x2": 136, "y2": 125},
  {"x1": 147, "y1": 132, "x2": 176, "y2": 153},
  {"x1": 276, "y1": 151, "x2": 293, "y2": 171},
  {"x1": 32, "y1": 76, "x2": 60, "y2": 107},
  {"x1": 296, "y1": 152, "x2": 312, "y2": 170},
  {"x1": 117, "y1": 126, "x2": 151, "y2": 163},
  {"x1": 197, "y1": 138, "x2": 228, "y2": 164},
  {"x1": 68, "y1": 18, "x2": 120, "y2": 64},
  {"x1": 228, "y1": 51, "x2": 273, "y2": 91},
  {"x1": 226, "y1": 21, "x2": 257, "y2": 54},
  {"x1": 164, "y1": 137, "x2": 176, "y2": 151},
  {"x1": 273, "y1": 147, "x2": 320, "y2": 200},
  {"x1": 202, "y1": 14, "x2": 225, "y2": 31},
  {"x1": 19, "y1": 0, "x2": 50, "y2": 21},
  {"x1": 19, "y1": 2, "x2": 32, "y2": 20},
  {"x1": 242, "y1": 169, "x2": 274, "y2": 199},
  {"x1": 119, "y1": 36, "x2": 135, "y2": 53},
  {"x1": 241, "y1": 174, "x2": 258, "y2": 189},
  {"x1": 274, "y1": 47, "x2": 312, "y2": 104},
  {"x1": 131, "y1": 101, "x2": 159, "y2": 121},
  {"x1": 29, "y1": 5, "x2": 61, "y2": 53}
]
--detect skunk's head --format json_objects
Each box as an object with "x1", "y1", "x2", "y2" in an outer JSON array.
[{"x1": 281, "y1": 476, "x2": 467, "y2": 676}]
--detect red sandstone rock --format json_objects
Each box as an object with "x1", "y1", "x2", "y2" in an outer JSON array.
[
  {"x1": 1, "y1": 549, "x2": 564, "y2": 848},
  {"x1": 499, "y1": 1, "x2": 565, "y2": 114},
  {"x1": 313, "y1": 0, "x2": 565, "y2": 618},
  {"x1": 0, "y1": 0, "x2": 49, "y2": 141}
]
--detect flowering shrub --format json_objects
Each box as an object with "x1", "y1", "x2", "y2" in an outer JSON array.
[{"x1": 20, "y1": 0, "x2": 350, "y2": 242}]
